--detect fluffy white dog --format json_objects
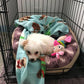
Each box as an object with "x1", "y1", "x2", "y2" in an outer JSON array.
[{"x1": 21, "y1": 33, "x2": 55, "y2": 61}]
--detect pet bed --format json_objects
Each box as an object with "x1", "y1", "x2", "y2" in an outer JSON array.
[{"x1": 12, "y1": 15, "x2": 80, "y2": 74}]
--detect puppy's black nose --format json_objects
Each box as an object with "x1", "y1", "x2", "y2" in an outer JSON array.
[{"x1": 30, "y1": 59, "x2": 34, "y2": 62}]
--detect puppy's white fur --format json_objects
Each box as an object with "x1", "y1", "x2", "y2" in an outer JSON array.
[{"x1": 21, "y1": 33, "x2": 55, "y2": 61}]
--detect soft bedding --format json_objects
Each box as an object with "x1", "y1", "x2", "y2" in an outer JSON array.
[{"x1": 12, "y1": 15, "x2": 79, "y2": 84}]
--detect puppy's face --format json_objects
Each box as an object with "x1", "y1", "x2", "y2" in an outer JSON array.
[{"x1": 21, "y1": 40, "x2": 41, "y2": 62}]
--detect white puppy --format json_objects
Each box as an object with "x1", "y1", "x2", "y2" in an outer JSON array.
[{"x1": 21, "y1": 33, "x2": 55, "y2": 61}]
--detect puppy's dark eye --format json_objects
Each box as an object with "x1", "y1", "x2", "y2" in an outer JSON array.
[
  {"x1": 27, "y1": 51, "x2": 31, "y2": 54},
  {"x1": 35, "y1": 51, "x2": 38, "y2": 55}
]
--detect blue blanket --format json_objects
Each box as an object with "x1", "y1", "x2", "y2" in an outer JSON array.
[{"x1": 15, "y1": 15, "x2": 69, "y2": 84}]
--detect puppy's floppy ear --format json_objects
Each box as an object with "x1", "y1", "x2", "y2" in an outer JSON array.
[{"x1": 20, "y1": 40, "x2": 28, "y2": 47}]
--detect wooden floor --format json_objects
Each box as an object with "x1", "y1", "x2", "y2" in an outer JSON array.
[
  {"x1": 0, "y1": 76, "x2": 84, "y2": 84},
  {"x1": 46, "y1": 77, "x2": 84, "y2": 84}
]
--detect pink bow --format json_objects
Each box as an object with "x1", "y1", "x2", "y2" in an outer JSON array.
[
  {"x1": 51, "y1": 51, "x2": 64, "y2": 59},
  {"x1": 64, "y1": 35, "x2": 72, "y2": 43}
]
